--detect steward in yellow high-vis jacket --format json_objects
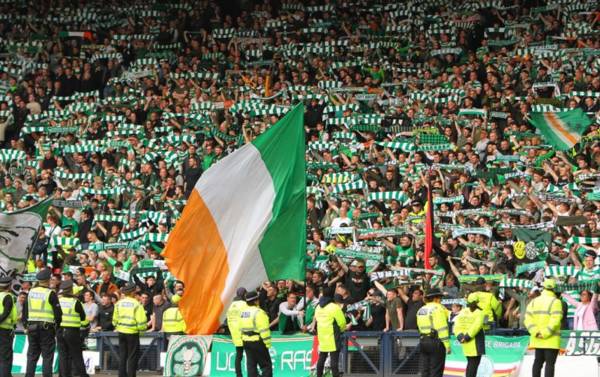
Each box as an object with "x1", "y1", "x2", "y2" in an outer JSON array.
[
  {"x1": 239, "y1": 290, "x2": 272, "y2": 377},
  {"x1": 314, "y1": 287, "x2": 347, "y2": 377},
  {"x1": 453, "y1": 295, "x2": 485, "y2": 377},
  {"x1": 408, "y1": 201, "x2": 426, "y2": 224},
  {"x1": 0, "y1": 276, "x2": 17, "y2": 377},
  {"x1": 23, "y1": 269, "x2": 62, "y2": 377},
  {"x1": 226, "y1": 288, "x2": 248, "y2": 377},
  {"x1": 162, "y1": 294, "x2": 186, "y2": 335},
  {"x1": 524, "y1": 279, "x2": 563, "y2": 377},
  {"x1": 112, "y1": 283, "x2": 147, "y2": 377},
  {"x1": 57, "y1": 280, "x2": 89, "y2": 377},
  {"x1": 417, "y1": 288, "x2": 449, "y2": 377},
  {"x1": 467, "y1": 277, "x2": 501, "y2": 330}
]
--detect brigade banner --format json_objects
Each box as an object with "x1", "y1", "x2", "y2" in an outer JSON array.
[
  {"x1": 561, "y1": 330, "x2": 600, "y2": 356},
  {"x1": 444, "y1": 335, "x2": 530, "y2": 377},
  {"x1": 12, "y1": 334, "x2": 59, "y2": 374},
  {"x1": 210, "y1": 334, "x2": 313, "y2": 377},
  {"x1": 164, "y1": 335, "x2": 212, "y2": 376}
]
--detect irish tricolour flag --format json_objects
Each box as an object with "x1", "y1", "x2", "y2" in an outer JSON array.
[
  {"x1": 529, "y1": 108, "x2": 591, "y2": 151},
  {"x1": 164, "y1": 104, "x2": 306, "y2": 334}
]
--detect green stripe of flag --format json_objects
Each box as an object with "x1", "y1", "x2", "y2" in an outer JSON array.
[{"x1": 251, "y1": 104, "x2": 306, "y2": 280}]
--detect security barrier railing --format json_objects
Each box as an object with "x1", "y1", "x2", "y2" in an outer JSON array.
[
  {"x1": 90, "y1": 331, "x2": 167, "y2": 372},
  {"x1": 14, "y1": 328, "x2": 599, "y2": 375},
  {"x1": 340, "y1": 329, "x2": 530, "y2": 377}
]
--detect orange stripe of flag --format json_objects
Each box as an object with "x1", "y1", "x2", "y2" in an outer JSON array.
[
  {"x1": 545, "y1": 113, "x2": 578, "y2": 146},
  {"x1": 164, "y1": 190, "x2": 230, "y2": 334}
]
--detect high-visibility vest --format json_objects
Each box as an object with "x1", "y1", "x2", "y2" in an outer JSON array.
[
  {"x1": 453, "y1": 307, "x2": 485, "y2": 357},
  {"x1": 416, "y1": 302, "x2": 450, "y2": 350},
  {"x1": 0, "y1": 291, "x2": 17, "y2": 329},
  {"x1": 226, "y1": 300, "x2": 247, "y2": 347},
  {"x1": 314, "y1": 302, "x2": 347, "y2": 352},
  {"x1": 162, "y1": 307, "x2": 185, "y2": 333},
  {"x1": 239, "y1": 305, "x2": 272, "y2": 348},
  {"x1": 524, "y1": 290, "x2": 563, "y2": 349},
  {"x1": 59, "y1": 296, "x2": 88, "y2": 328},
  {"x1": 409, "y1": 210, "x2": 426, "y2": 224},
  {"x1": 113, "y1": 297, "x2": 147, "y2": 334},
  {"x1": 467, "y1": 291, "x2": 501, "y2": 329},
  {"x1": 27, "y1": 287, "x2": 55, "y2": 323}
]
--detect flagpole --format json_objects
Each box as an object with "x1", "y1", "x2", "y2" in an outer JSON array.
[{"x1": 424, "y1": 168, "x2": 434, "y2": 270}]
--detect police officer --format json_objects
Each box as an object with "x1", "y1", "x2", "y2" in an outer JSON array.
[
  {"x1": 112, "y1": 283, "x2": 147, "y2": 377},
  {"x1": 416, "y1": 288, "x2": 449, "y2": 377},
  {"x1": 0, "y1": 276, "x2": 17, "y2": 377},
  {"x1": 467, "y1": 277, "x2": 501, "y2": 330},
  {"x1": 162, "y1": 294, "x2": 186, "y2": 335},
  {"x1": 23, "y1": 268, "x2": 62, "y2": 377},
  {"x1": 525, "y1": 279, "x2": 563, "y2": 377},
  {"x1": 453, "y1": 295, "x2": 485, "y2": 377},
  {"x1": 57, "y1": 280, "x2": 89, "y2": 377},
  {"x1": 239, "y1": 290, "x2": 272, "y2": 377},
  {"x1": 314, "y1": 286, "x2": 347, "y2": 377},
  {"x1": 226, "y1": 287, "x2": 248, "y2": 377}
]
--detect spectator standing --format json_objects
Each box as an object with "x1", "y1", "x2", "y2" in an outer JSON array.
[
  {"x1": 259, "y1": 282, "x2": 282, "y2": 330},
  {"x1": 561, "y1": 287, "x2": 599, "y2": 330},
  {"x1": 278, "y1": 292, "x2": 303, "y2": 334},
  {"x1": 94, "y1": 271, "x2": 119, "y2": 296},
  {"x1": 385, "y1": 288, "x2": 404, "y2": 331},
  {"x1": 365, "y1": 289, "x2": 386, "y2": 331},
  {"x1": 298, "y1": 284, "x2": 319, "y2": 332},
  {"x1": 95, "y1": 294, "x2": 115, "y2": 332},
  {"x1": 83, "y1": 291, "x2": 98, "y2": 330},
  {"x1": 399, "y1": 287, "x2": 425, "y2": 330},
  {"x1": 150, "y1": 294, "x2": 170, "y2": 332}
]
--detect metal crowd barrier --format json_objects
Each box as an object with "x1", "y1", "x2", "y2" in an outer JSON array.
[
  {"x1": 89, "y1": 331, "x2": 167, "y2": 372},
  {"x1": 14, "y1": 330, "x2": 167, "y2": 372},
  {"x1": 17, "y1": 328, "x2": 594, "y2": 375},
  {"x1": 339, "y1": 329, "x2": 529, "y2": 377}
]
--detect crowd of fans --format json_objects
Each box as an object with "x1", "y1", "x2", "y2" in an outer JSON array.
[{"x1": 0, "y1": 0, "x2": 599, "y2": 336}]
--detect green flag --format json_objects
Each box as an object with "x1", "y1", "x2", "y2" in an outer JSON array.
[
  {"x1": 529, "y1": 109, "x2": 592, "y2": 150},
  {"x1": 513, "y1": 228, "x2": 551, "y2": 261}
]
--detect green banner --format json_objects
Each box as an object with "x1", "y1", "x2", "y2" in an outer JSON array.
[
  {"x1": 210, "y1": 334, "x2": 313, "y2": 377},
  {"x1": 561, "y1": 330, "x2": 600, "y2": 356},
  {"x1": 444, "y1": 335, "x2": 529, "y2": 376},
  {"x1": 335, "y1": 248, "x2": 382, "y2": 261},
  {"x1": 12, "y1": 334, "x2": 59, "y2": 373}
]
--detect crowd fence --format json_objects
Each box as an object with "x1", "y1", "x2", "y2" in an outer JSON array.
[{"x1": 15, "y1": 328, "x2": 600, "y2": 376}]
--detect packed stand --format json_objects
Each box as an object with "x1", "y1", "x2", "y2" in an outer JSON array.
[{"x1": 0, "y1": 0, "x2": 599, "y2": 336}]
